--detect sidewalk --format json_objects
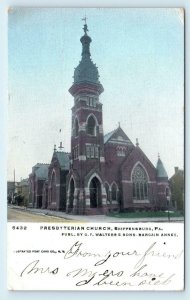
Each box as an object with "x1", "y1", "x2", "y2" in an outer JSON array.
[{"x1": 8, "y1": 205, "x2": 184, "y2": 223}]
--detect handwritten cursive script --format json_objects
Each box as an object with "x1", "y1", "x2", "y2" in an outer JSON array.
[
  {"x1": 19, "y1": 240, "x2": 183, "y2": 289},
  {"x1": 20, "y1": 260, "x2": 59, "y2": 277},
  {"x1": 67, "y1": 264, "x2": 175, "y2": 287}
]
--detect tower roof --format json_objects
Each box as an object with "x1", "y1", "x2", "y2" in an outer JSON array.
[
  {"x1": 156, "y1": 157, "x2": 168, "y2": 178},
  {"x1": 69, "y1": 20, "x2": 104, "y2": 96}
]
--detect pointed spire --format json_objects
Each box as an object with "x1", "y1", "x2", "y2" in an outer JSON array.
[
  {"x1": 69, "y1": 19, "x2": 104, "y2": 96},
  {"x1": 156, "y1": 154, "x2": 168, "y2": 178},
  {"x1": 136, "y1": 138, "x2": 139, "y2": 147}
]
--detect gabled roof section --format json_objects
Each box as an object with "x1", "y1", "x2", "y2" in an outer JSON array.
[
  {"x1": 34, "y1": 164, "x2": 49, "y2": 180},
  {"x1": 53, "y1": 151, "x2": 70, "y2": 170},
  {"x1": 104, "y1": 129, "x2": 116, "y2": 144},
  {"x1": 32, "y1": 163, "x2": 46, "y2": 172},
  {"x1": 120, "y1": 145, "x2": 156, "y2": 173},
  {"x1": 104, "y1": 126, "x2": 133, "y2": 145}
]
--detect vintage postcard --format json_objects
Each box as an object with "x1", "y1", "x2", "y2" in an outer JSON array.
[{"x1": 7, "y1": 8, "x2": 184, "y2": 291}]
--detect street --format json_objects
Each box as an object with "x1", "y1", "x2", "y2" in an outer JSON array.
[{"x1": 7, "y1": 207, "x2": 77, "y2": 223}]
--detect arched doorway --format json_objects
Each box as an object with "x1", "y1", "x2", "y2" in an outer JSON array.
[
  {"x1": 89, "y1": 177, "x2": 101, "y2": 208},
  {"x1": 68, "y1": 178, "x2": 75, "y2": 212},
  {"x1": 38, "y1": 196, "x2": 42, "y2": 208}
]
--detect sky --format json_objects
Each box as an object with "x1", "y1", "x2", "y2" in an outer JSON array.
[{"x1": 8, "y1": 8, "x2": 184, "y2": 181}]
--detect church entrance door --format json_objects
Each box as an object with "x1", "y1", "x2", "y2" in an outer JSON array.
[
  {"x1": 89, "y1": 177, "x2": 101, "y2": 208},
  {"x1": 38, "y1": 196, "x2": 42, "y2": 208}
]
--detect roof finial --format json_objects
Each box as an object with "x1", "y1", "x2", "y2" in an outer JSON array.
[
  {"x1": 82, "y1": 15, "x2": 88, "y2": 35},
  {"x1": 54, "y1": 144, "x2": 57, "y2": 152},
  {"x1": 82, "y1": 15, "x2": 87, "y2": 25},
  {"x1": 158, "y1": 152, "x2": 160, "y2": 159},
  {"x1": 136, "y1": 138, "x2": 139, "y2": 147},
  {"x1": 118, "y1": 122, "x2": 120, "y2": 128},
  {"x1": 58, "y1": 141, "x2": 64, "y2": 151}
]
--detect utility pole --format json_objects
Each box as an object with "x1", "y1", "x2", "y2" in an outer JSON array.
[{"x1": 13, "y1": 168, "x2": 15, "y2": 203}]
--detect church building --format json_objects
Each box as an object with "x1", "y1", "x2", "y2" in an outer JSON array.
[
  {"x1": 28, "y1": 163, "x2": 49, "y2": 208},
  {"x1": 28, "y1": 20, "x2": 170, "y2": 215},
  {"x1": 65, "y1": 21, "x2": 170, "y2": 215},
  {"x1": 47, "y1": 143, "x2": 70, "y2": 211}
]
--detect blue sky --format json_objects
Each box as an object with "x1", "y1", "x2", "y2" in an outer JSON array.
[{"x1": 8, "y1": 8, "x2": 184, "y2": 181}]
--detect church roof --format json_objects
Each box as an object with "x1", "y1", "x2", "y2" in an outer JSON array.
[
  {"x1": 69, "y1": 22, "x2": 104, "y2": 96},
  {"x1": 104, "y1": 126, "x2": 133, "y2": 145},
  {"x1": 73, "y1": 24, "x2": 100, "y2": 85},
  {"x1": 104, "y1": 129, "x2": 116, "y2": 144},
  {"x1": 34, "y1": 164, "x2": 49, "y2": 180},
  {"x1": 53, "y1": 151, "x2": 70, "y2": 170},
  {"x1": 74, "y1": 56, "x2": 100, "y2": 85},
  {"x1": 156, "y1": 158, "x2": 168, "y2": 178}
]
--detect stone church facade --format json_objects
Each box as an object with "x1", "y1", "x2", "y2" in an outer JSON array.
[
  {"x1": 29, "y1": 22, "x2": 170, "y2": 215},
  {"x1": 65, "y1": 22, "x2": 169, "y2": 215}
]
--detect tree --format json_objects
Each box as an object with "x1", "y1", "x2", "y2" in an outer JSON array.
[
  {"x1": 169, "y1": 169, "x2": 184, "y2": 211},
  {"x1": 14, "y1": 194, "x2": 24, "y2": 206}
]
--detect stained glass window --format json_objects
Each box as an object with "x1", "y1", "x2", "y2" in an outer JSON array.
[{"x1": 132, "y1": 165, "x2": 148, "y2": 200}]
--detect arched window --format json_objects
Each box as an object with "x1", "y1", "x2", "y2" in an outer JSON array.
[
  {"x1": 74, "y1": 118, "x2": 79, "y2": 137},
  {"x1": 111, "y1": 183, "x2": 117, "y2": 201},
  {"x1": 165, "y1": 187, "x2": 169, "y2": 197},
  {"x1": 105, "y1": 183, "x2": 110, "y2": 203},
  {"x1": 117, "y1": 146, "x2": 125, "y2": 157},
  {"x1": 132, "y1": 164, "x2": 148, "y2": 200},
  {"x1": 87, "y1": 115, "x2": 96, "y2": 136}
]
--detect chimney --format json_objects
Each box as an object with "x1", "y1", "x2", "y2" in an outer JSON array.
[{"x1": 175, "y1": 167, "x2": 179, "y2": 174}]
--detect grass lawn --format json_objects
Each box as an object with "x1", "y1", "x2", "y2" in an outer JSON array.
[{"x1": 107, "y1": 211, "x2": 184, "y2": 218}]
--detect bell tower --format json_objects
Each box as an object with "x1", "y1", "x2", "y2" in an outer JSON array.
[{"x1": 67, "y1": 19, "x2": 107, "y2": 215}]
